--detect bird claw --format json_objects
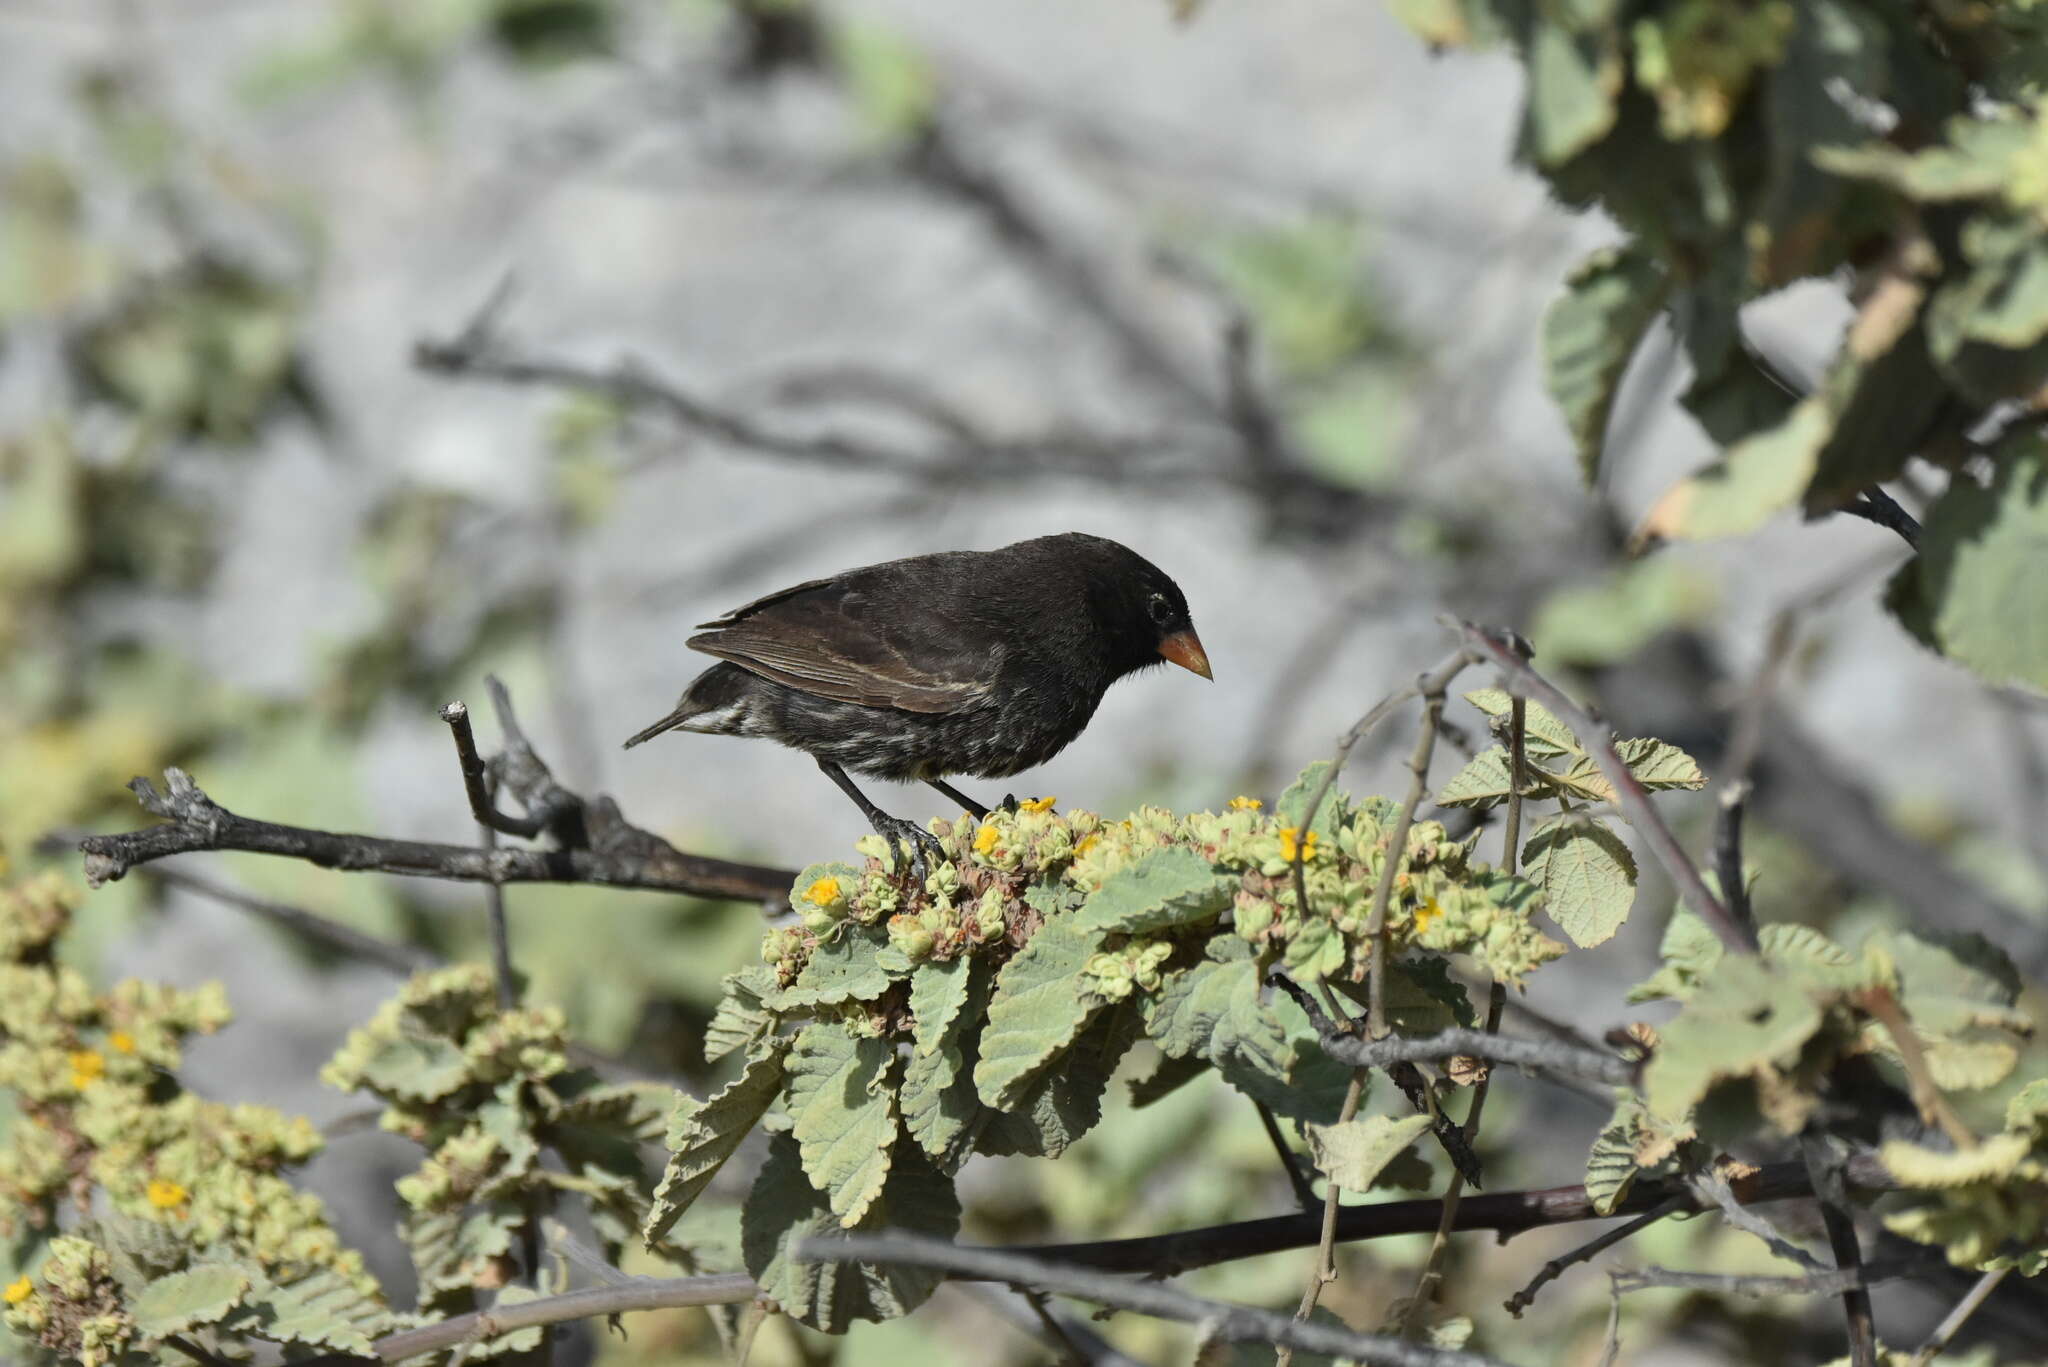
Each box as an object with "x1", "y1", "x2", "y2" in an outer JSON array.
[
  {"x1": 875, "y1": 814, "x2": 947, "y2": 885},
  {"x1": 999, "y1": 793, "x2": 1019, "y2": 815}
]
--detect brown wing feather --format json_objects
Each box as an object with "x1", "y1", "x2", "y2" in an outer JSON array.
[{"x1": 687, "y1": 570, "x2": 998, "y2": 715}]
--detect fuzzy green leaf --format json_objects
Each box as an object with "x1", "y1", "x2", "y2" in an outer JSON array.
[
  {"x1": 1643, "y1": 956, "x2": 1825, "y2": 1124},
  {"x1": 773, "y1": 925, "x2": 896, "y2": 1010},
  {"x1": 1585, "y1": 1098, "x2": 1646, "y2": 1215},
  {"x1": 972, "y1": 919, "x2": 1103, "y2": 1109},
  {"x1": 976, "y1": 1002, "x2": 1131, "y2": 1157},
  {"x1": 1074, "y1": 846, "x2": 1233, "y2": 934},
  {"x1": 238, "y1": 1267, "x2": 393, "y2": 1354},
  {"x1": 1522, "y1": 17, "x2": 1621, "y2": 166},
  {"x1": 908, "y1": 955, "x2": 974, "y2": 1058},
  {"x1": 645, "y1": 1042, "x2": 791, "y2": 1245},
  {"x1": 1523, "y1": 816, "x2": 1637, "y2": 948},
  {"x1": 1434, "y1": 747, "x2": 1517, "y2": 810},
  {"x1": 704, "y1": 966, "x2": 777, "y2": 1064},
  {"x1": 1901, "y1": 438, "x2": 2048, "y2": 690},
  {"x1": 743, "y1": 1134, "x2": 959, "y2": 1333},
  {"x1": 786, "y1": 1026, "x2": 898, "y2": 1227},
  {"x1": 352, "y1": 1031, "x2": 470, "y2": 1102},
  {"x1": 1615, "y1": 738, "x2": 1707, "y2": 790},
  {"x1": 1128, "y1": 1051, "x2": 1212, "y2": 1108},
  {"x1": 1645, "y1": 398, "x2": 1834, "y2": 541},
  {"x1": 1305, "y1": 1113, "x2": 1433, "y2": 1191},
  {"x1": 1545, "y1": 245, "x2": 1670, "y2": 481},
  {"x1": 901, "y1": 959, "x2": 990, "y2": 1171},
  {"x1": 133, "y1": 1263, "x2": 257, "y2": 1338},
  {"x1": 1815, "y1": 119, "x2": 2034, "y2": 201},
  {"x1": 1149, "y1": 956, "x2": 1351, "y2": 1123},
  {"x1": 1463, "y1": 689, "x2": 1580, "y2": 756},
  {"x1": 1276, "y1": 760, "x2": 1345, "y2": 837}
]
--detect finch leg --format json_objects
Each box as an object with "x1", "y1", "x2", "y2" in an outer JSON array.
[
  {"x1": 925, "y1": 778, "x2": 989, "y2": 820},
  {"x1": 819, "y1": 760, "x2": 946, "y2": 881}
]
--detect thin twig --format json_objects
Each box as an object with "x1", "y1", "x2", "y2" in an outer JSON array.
[
  {"x1": 1281, "y1": 1070, "x2": 1368, "y2": 1365},
  {"x1": 1840, "y1": 485, "x2": 1922, "y2": 547},
  {"x1": 441, "y1": 700, "x2": 545, "y2": 839},
  {"x1": 1503, "y1": 1195, "x2": 1689, "y2": 1316},
  {"x1": 1688, "y1": 1167, "x2": 1825, "y2": 1271},
  {"x1": 1909, "y1": 1265, "x2": 2011, "y2": 1366},
  {"x1": 1254, "y1": 1098, "x2": 1322, "y2": 1211},
  {"x1": 366, "y1": 1273, "x2": 760, "y2": 1362},
  {"x1": 1404, "y1": 694, "x2": 1526, "y2": 1331},
  {"x1": 1453, "y1": 620, "x2": 1757, "y2": 954},
  {"x1": 799, "y1": 1233, "x2": 1508, "y2": 1367},
  {"x1": 1270, "y1": 991, "x2": 1635, "y2": 1086},
  {"x1": 1610, "y1": 1258, "x2": 1932, "y2": 1299},
  {"x1": 1858, "y1": 987, "x2": 1980, "y2": 1151},
  {"x1": 1802, "y1": 1133, "x2": 1877, "y2": 1367}
]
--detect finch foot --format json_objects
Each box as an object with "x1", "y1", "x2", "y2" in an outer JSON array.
[{"x1": 873, "y1": 813, "x2": 947, "y2": 884}]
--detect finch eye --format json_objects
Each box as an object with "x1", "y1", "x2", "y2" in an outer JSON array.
[{"x1": 1146, "y1": 593, "x2": 1174, "y2": 626}]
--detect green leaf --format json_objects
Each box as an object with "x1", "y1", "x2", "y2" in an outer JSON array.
[
  {"x1": 743, "y1": 1134, "x2": 959, "y2": 1333},
  {"x1": 408, "y1": 1205, "x2": 523, "y2": 1304},
  {"x1": 1275, "y1": 760, "x2": 1345, "y2": 837},
  {"x1": 1642, "y1": 397, "x2": 1834, "y2": 541},
  {"x1": 1521, "y1": 17, "x2": 1622, "y2": 167},
  {"x1": 1816, "y1": 118, "x2": 2034, "y2": 201},
  {"x1": 352, "y1": 1031, "x2": 470, "y2": 1102},
  {"x1": 1585, "y1": 1098, "x2": 1646, "y2": 1215},
  {"x1": 908, "y1": 955, "x2": 975, "y2": 1058},
  {"x1": 1643, "y1": 956, "x2": 1825, "y2": 1125},
  {"x1": 1382, "y1": 957, "x2": 1478, "y2": 1035},
  {"x1": 704, "y1": 967, "x2": 777, "y2": 1064},
  {"x1": 786, "y1": 1026, "x2": 899, "y2": 1227},
  {"x1": 1073, "y1": 846, "x2": 1233, "y2": 934},
  {"x1": 1434, "y1": 746, "x2": 1517, "y2": 810},
  {"x1": 1628, "y1": 910, "x2": 1724, "y2": 1001},
  {"x1": 1900, "y1": 438, "x2": 2048, "y2": 690},
  {"x1": 773, "y1": 925, "x2": 896, "y2": 1010},
  {"x1": 645, "y1": 1042, "x2": 791, "y2": 1245},
  {"x1": 238, "y1": 1267, "x2": 393, "y2": 1354},
  {"x1": 1523, "y1": 816, "x2": 1638, "y2": 948},
  {"x1": 1544, "y1": 244, "x2": 1670, "y2": 482},
  {"x1": 972, "y1": 919, "x2": 1103, "y2": 1109},
  {"x1": 1462, "y1": 690, "x2": 1580, "y2": 756},
  {"x1": 1149, "y1": 957, "x2": 1352, "y2": 1123},
  {"x1": 133, "y1": 1262, "x2": 256, "y2": 1338},
  {"x1": 901, "y1": 960, "x2": 990, "y2": 1171},
  {"x1": 976, "y1": 1002, "x2": 1132, "y2": 1157},
  {"x1": 1616, "y1": 738, "x2": 1707, "y2": 790},
  {"x1": 1304, "y1": 1113, "x2": 1433, "y2": 1191}
]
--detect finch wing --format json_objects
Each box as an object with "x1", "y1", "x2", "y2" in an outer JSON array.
[{"x1": 688, "y1": 570, "x2": 998, "y2": 714}]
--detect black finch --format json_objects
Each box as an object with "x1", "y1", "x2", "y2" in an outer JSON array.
[{"x1": 623, "y1": 532, "x2": 1210, "y2": 872}]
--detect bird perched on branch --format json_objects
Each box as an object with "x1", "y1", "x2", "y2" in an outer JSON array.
[{"x1": 624, "y1": 532, "x2": 1210, "y2": 875}]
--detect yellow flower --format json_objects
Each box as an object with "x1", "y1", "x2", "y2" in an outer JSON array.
[
  {"x1": 108, "y1": 1031, "x2": 136, "y2": 1055},
  {"x1": 1074, "y1": 834, "x2": 1100, "y2": 858},
  {"x1": 1414, "y1": 898, "x2": 1442, "y2": 936},
  {"x1": 1228, "y1": 796, "x2": 1262, "y2": 811},
  {"x1": 973, "y1": 824, "x2": 1000, "y2": 856},
  {"x1": 1277, "y1": 828, "x2": 1319, "y2": 863},
  {"x1": 146, "y1": 1179, "x2": 188, "y2": 1210},
  {"x1": 1018, "y1": 796, "x2": 1057, "y2": 813},
  {"x1": 69, "y1": 1050, "x2": 104, "y2": 1090},
  {"x1": 3, "y1": 1276, "x2": 30, "y2": 1305},
  {"x1": 803, "y1": 877, "x2": 842, "y2": 908}
]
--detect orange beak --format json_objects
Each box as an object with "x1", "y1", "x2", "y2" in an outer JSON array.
[{"x1": 1158, "y1": 629, "x2": 1213, "y2": 680}]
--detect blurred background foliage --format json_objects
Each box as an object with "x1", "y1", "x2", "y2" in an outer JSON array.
[{"x1": 1, "y1": 0, "x2": 2045, "y2": 1363}]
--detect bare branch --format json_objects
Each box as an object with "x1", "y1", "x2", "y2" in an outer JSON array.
[
  {"x1": 1910, "y1": 1265, "x2": 2012, "y2": 1367},
  {"x1": 1270, "y1": 1001, "x2": 1636, "y2": 1087},
  {"x1": 799, "y1": 1233, "x2": 1509, "y2": 1367},
  {"x1": 364, "y1": 1273, "x2": 759, "y2": 1363},
  {"x1": 1610, "y1": 1258, "x2": 1933, "y2": 1299},
  {"x1": 1838, "y1": 485, "x2": 1922, "y2": 548},
  {"x1": 75, "y1": 767, "x2": 795, "y2": 906},
  {"x1": 1504, "y1": 1195, "x2": 1689, "y2": 1317}
]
